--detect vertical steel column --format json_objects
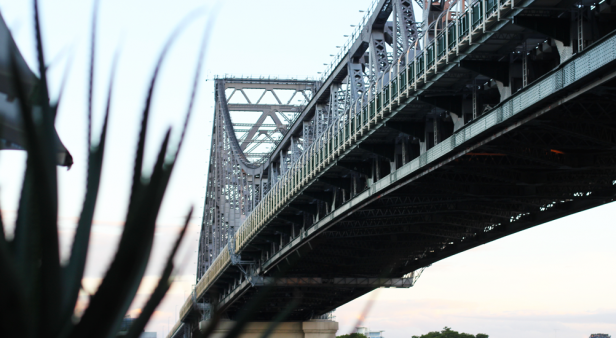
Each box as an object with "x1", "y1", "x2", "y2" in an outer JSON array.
[
  {"x1": 395, "y1": 0, "x2": 419, "y2": 56},
  {"x1": 303, "y1": 121, "x2": 314, "y2": 148},
  {"x1": 348, "y1": 62, "x2": 365, "y2": 103},
  {"x1": 315, "y1": 104, "x2": 328, "y2": 138},
  {"x1": 433, "y1": 118, "x2": 438, "y2": 146},
  {"x1": 369, "y1": 30, "x2": 389, "y2": 84},
  {"x1": 522, "y1": 42, "x2": 528, "y2": 87},
  {"x1": 472, "y1": 80, "x2": 478, "y2": 119},
  {"x1": 577, "y1": 9, "x2": 585, "y2": 52}
]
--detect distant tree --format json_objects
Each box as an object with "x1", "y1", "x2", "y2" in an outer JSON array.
[
  {"x1": 412, "y1": 327, "x2": 488, "y2": 338},
  {"x1": 337, "y1": 333, "x2": 368, "y2": 338}
]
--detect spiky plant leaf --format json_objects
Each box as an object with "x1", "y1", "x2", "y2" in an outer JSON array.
[
  {"x1": 0, "y1": 190, "x2": 29, "y2": 337},
  {"x1": 69, "y1": 128, "x2": 172, "y2": 338},
  {"x1": 127, "y1": 21, "x2": 211, "y2": 335},
  {"x1": 69, "y1": 9, "x2": 204, "y2": 337},
  {"x1": 127, "y1": 9, "x2": 203, "y2": 211},
  {"x1": 9, "y1": 38, "x2": 47, "y2": 338},
  {"x1": 31, "y1": 2, "x2": 64, "y2": 334},
  {"x1": 0, "y1": 3, "x2": 212, "y2": 337},
  {"x1": 0, "y1": 201, "x2": 4, "y2": 244},
  {"x1": 125, "y1": 208, "x2": 193, "y2": 338},
  {"x1": 59, "y1": 54, "x2": 117, "y2": 337},
  {"x1": 59, "y1": 1, "x2": 112, "y2": 328}
]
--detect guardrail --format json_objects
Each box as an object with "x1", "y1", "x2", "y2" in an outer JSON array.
[
  {"x1": 317, "y1": 0, "x2": 381, "y2": 84},
  {"x1": 178, "y1": 246, "x2": 230, "y2": 322}
]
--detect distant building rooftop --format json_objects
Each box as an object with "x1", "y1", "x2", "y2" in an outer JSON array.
[{"x1": 357, "y1": 326, "x2": 384, "y2": 338}]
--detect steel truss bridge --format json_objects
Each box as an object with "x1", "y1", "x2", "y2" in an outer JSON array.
[{"x1": 170, "y1": 0, "x2": 616, "y2": 336}]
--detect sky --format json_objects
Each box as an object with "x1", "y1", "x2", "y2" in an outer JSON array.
[{"x1": 0, "y1": 1, "x2": 614, "y2": 338}]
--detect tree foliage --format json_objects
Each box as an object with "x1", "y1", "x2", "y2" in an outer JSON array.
[
  {"x1": 412, "y1": 327, "x2": 489, "y2": 338},
  {"x1": 337, "y1": 334, "x2": 368, "y2": 338}
]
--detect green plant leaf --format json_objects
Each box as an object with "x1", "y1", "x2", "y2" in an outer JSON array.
[
  {"x1": 0, "y1": 197, "x2": 29, "y2": 338},
  {"x1": 0, "y1": 234, "x2": 29, "y2": 338},
  {"x1": 127, "y1": 8, "x2": 203, "y2": 212},
  {"x1": 69, "y1": 12, "x2": 205, "y2": 335},
  {"x1": 0, "y1": 197, "x2": 5, "y2": 244},
  {"x1": 1, "y1": 5, "x2": 213, "y2": 338},
  {"x1": 31, "y1": 1, "x2": 63, "y2": 334},
  {"x1": 59, "y1": 51, "x2": 118, "y2": 338},
  {"x1": 59, "y1": 0, "x2": 104, "y2": 321},
  {"x1": 125, "y1": 208, "x2": 193, "y2": 338},
  {"x1": 9, "y1": 41, "x2": 43, "y2": 338},
  {"x1": 69, "y1": 129, "x2": 172, "y2": 338}
]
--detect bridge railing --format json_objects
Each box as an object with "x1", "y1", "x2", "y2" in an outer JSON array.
[
  {"x1": 317, "y1": 0, "x2": 381, "y2": 84},
  {"x1": 281, "y1": 0, "x2": 498, "y2": 174},
  {"x1": 180, "y1": 244, "x2": 231, "y2": 322}
]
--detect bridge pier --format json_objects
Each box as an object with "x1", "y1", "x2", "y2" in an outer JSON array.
[{"x1": 198, "y1": 320, "x2": 338, "y2": 338}]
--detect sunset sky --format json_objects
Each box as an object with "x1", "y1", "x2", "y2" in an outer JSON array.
[{"x1": 0, "y1": 1, "x2": 614, "y2": 338}]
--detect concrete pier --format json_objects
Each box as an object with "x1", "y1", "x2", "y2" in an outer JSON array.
[{"x1": 198, "y1": 319, "x2": 338, "y2": 338}]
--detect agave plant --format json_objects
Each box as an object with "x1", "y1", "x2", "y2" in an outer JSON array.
[
  {"x1": 0, "y1": 1, "x2": 209, "y2": 337},
  {"x1": 0, "y1": 2, "x2": 384, "y2": 338}
]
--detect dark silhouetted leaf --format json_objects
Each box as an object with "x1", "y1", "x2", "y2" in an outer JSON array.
[{"x1": 125, "y1": 208, "x2": 193, "y2": 338}]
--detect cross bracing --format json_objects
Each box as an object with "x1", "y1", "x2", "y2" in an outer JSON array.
[
  {"x1": 198, "y1": 79, "x2": 318, "y2": 276},
  {"x1": 175, "y1": 0, "x2": 616, "y2": 335}
]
